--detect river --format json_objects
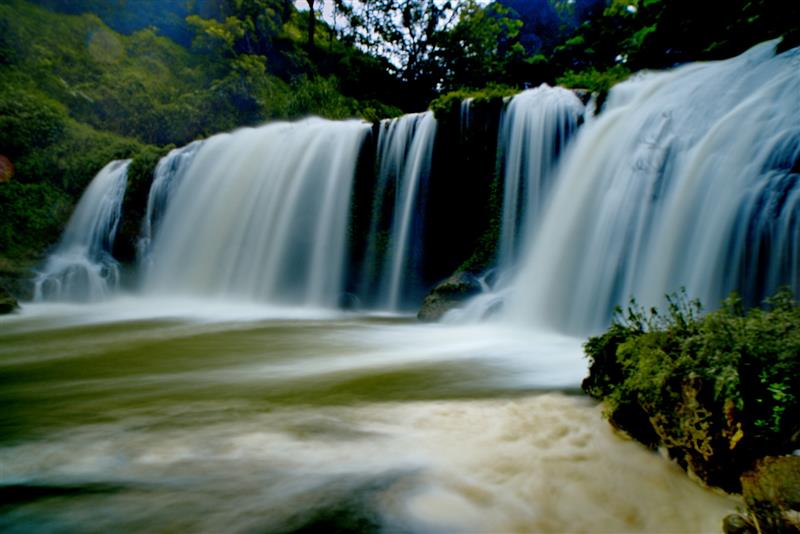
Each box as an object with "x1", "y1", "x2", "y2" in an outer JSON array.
[{"x1": 0, "y1": 298, "x2": 734, "y2": 532}]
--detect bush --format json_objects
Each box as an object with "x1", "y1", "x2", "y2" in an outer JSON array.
[
  {"x1": 556, "y1": 65, "x2": 631, "y2": 111},
  {"x1": 0, "y1": 90, "x2": 66, "y2": 159},
  {"x1": 429, "y1": 84, "x2": 518, "y2": 121},
  {"x1": 583, "y1": 288, "x2": 800, "y2": 492}
]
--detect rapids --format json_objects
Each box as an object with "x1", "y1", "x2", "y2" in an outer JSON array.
[{"x1": 0, "y1": 305, "x2": 735, "y2": 532}]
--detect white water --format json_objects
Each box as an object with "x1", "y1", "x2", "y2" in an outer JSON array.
[
  {"x1": 363, "y1": 112, "x2": 437, "y2": 311},
  {"x1": 460, "y1": 97, "x2": 473, "y2": 134},
  {"x1": 505, "y1": 41, "x2": 800, "y2": 334},
  {"x1": 497, "y1": 85, "x2": 585, "y2": 274},
  {"x1": 144, "y1": 119, "x2": 370, "y2": 308},
  {"x1": 0, "y1": 305, "x2": 735, "y2": 532},
  {"x1": 33, "y1": 160, "x2": 130, "y2": 302},
  {"x1": 137, "y1": 140, "x2": 203, "y2": 267}
]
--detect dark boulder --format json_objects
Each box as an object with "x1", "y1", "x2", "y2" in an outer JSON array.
[
  {"x1": 0, "y1": 286, "x2": 19, "y2": 314},
  {"x1": 417, "y1": 272, "x2": 483, "y2": 322}
]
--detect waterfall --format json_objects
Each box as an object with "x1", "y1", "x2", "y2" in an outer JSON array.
[
  {"x1": 138, "y1": 140, "x2": 203, "y2": 267},
  {"x1": 361, "y1": 112, "x2": 437, "y2": 311},
  {"x1": 34, "y1": 159, "x2": 131, "y2": 301},
  {"x1": 144, "y1": 118, "x2": 370, "y2": 307},
  {"x1": 505, "y1": 41, "x2": 800, "y2": 334},
  {"x1": 460, "y1": 97, "x2": 473, "y2": 135},
  {"x1": 496, "y1": 85, "x2": 585, "y2": 274},
  {"x1": 37, "y1": 41, "x2": 798, "y2": 322}
]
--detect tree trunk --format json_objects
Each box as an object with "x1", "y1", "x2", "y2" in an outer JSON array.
[{"x1": 306, "y1": 0, "x2": 316, "y2": 53}]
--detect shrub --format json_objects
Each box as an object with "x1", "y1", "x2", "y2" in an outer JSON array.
[{"x1": 583, "y1": 288, "x2": 800, "y2": 492}]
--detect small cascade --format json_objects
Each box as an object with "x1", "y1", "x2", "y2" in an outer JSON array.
[
  {"x1": 34, "y1": 160, "x2": 131, "y2": 301},
  {"x1": 505, "y1": 41, "x2": 800, "y2": 334},
  {"x1": 144, "y1": 119, "x2": 370, "y2": 307},
  {"x1": 460, "y1": 97, "x2": 473, "y2": 135},
  {"x1": 496, "y1": 85, "x2": 585, "y2": 274},
  {"x1": 138, "y1": 140, "x2": 203, "y2": 266},
  {"x1": 361, "y1": 112, "x2": 437, "y2": 311}
]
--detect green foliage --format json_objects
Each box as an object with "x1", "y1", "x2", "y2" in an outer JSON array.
[
  {"x1": 554, "y1": 0, "x2": 800, "y2": 75},
  {"x1": 583, "y1": 288, "x2": 800, "y2": 491},
  {"x1": 0, "y1": 0, "x2": 407, "y2": 289},
  {"x1": 2, "y1": 0, "x2": 402, "y2": 148},
  {"x1": 0, "y1": 91, "x2": 66, "y2": 159},
  {"x1": 0, "y1": 181, "x2": 72, "y2": 262},
  {"x1": 0, "y1": 65, "x2": 150, "y2": 271},
  {"x1": 436, "y1": 1, "x2": 530, "y2": 91},
  {"x1": 556, "y1": 65, "x2": 630, "y2": 100},
  {"x1": 286, "y1": 76, "x2": 357, "y2": 120},
  {"x1": 556, "y1": 64, "x2": 630, "y2": 111},
  {"x1": 429, "y1": 85, "x2": 518, "y2": 120},
  {"x1": 741, "y1": 456, "x2": 800, "y2": 533},
  {"x1": 0, "y1": 121, "x2": 147, "y2": 263},
  {"x1": 113, "y1": 146, "x2": 173, "y2": 263},
  {"x1": 0, "y1": 1, "x2": 220, "y2": 145}
]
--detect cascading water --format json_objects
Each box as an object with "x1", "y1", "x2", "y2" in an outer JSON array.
[
  {"x1": 34, "y1": 159, "x2": 130, "y2": 301},
  {"x1": 138, "y1": 140, "x2": 203, "y2": 267},
  {"x1": 505, "y1": 41, "x2": 800, "y2": 334},
  {"x1": 496, "y1": 85, "x2": 585, "y2": 274},
  {"x1": 443, "y1": 86, "x2": 585, "y2": 323},
  {"x1": 144, "y1": 118, "x2": 370, "y2": 308},
  {"x1": 361, "y1": 112, "x2": 437, "y2": 311},
  {"x1": 460, "y1": 97, "x2": 473, "y2": 135}
]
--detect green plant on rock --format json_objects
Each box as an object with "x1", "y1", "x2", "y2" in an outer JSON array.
[{"x1": 583, "y1": 287, "x2": 800, "y2": 493}]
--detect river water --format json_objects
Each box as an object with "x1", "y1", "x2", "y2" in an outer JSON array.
[{"x1": 0, "y1": 299, "x2": 734, "y2": 532}]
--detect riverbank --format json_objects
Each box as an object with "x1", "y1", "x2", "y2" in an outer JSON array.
[{"x1": 582, "y1": 289, "x2": 800, "y2": 532}]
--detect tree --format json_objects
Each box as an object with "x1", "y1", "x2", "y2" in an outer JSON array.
[
  {"x1": 329, "y1": 0, "x2": 463, "y2": 107},
  {"x1": 437, "y1": 0, "x2": 526, "y2": 90},
  {"x1": 305, "y1": 0, "x2": 317, "y2": 53}
]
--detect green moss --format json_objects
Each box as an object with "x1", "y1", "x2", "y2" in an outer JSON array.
[
  {"x1": 429, "y1": 85, "x2": 518, "y2": 121},
  {"x1": 556, "y1": 65, "x2": 631, "y2": 111},
  {"x1": 113, "y1": 145, "x2": 173, "y2": 264},
  {"x1": 583, "y1": 288, "x2": 800, "y2": 492}
]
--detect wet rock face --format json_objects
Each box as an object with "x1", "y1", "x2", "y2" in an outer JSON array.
[
  {"x1": 417, "y1": 272, "x2": 483, "y2": 322},
  {"x1": 0, "y1": 286, "x2": 19, "y2": 314}
]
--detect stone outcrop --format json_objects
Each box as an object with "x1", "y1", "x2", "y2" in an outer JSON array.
[
  {"x1": 0, "y1": 286, "x2": 19, "y2": 314},
  {"x1": 417, "y1": 272, "x2": 483, "y2": 322}
]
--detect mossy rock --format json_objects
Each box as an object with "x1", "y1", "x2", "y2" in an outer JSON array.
[
  {"x1": 583, "y1": 289, "x2": 800, "y2": 494},
  {"x1": 0, "y1": 286, "x2": 19, "y2": 314},
  {"x1": 417, "y1": 272, "x2": 483, "y2": 322}
]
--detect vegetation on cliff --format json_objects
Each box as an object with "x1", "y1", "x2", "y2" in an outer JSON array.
[{"x1": 583, "y1": 288, "x2": 800, "y2": 494}]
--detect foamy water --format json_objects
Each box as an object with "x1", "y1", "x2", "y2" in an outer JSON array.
[{"x1": 0, "y1": 305, "x2": 735, "y2": 532}]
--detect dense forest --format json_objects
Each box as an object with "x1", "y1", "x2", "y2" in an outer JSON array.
[{"x1": 0, "y1": 0, "x2": 798, "y2": 292}]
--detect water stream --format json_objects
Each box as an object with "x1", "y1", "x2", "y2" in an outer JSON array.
[
  {"x1": 0, "y1": 304, "x2": 735, "y2": 532},
  {"x1": 33, "y1": 160, "x2": 131, "y2": 302}
]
